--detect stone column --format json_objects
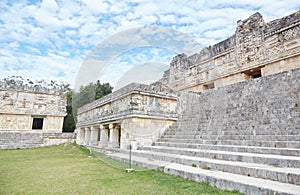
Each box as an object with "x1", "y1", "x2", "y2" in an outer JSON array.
[
  {"x1": 90, "y1": 126, "x2": 99, "y2": 146},
  {"x1": 108, "y1": 124, "x2": 120, "y2": 148},
  {"x1": 120, "y1": 127, "x2": 126, "y2": 150},
  {"x1": 84, "y1": 127, "x2": 91, "y2": 145},
  {"x1": 76, "y1": 127, "x2": 85, "y2": 145},
  {"x1": 99, "y1": 125, "x2": 108, "y2": 148},
  {"x1": 83, "y1": 127, "x2": 88, "y2": 145},
  {"x1": 114, "y1": 125, "x2": 121, "y2": 148}
]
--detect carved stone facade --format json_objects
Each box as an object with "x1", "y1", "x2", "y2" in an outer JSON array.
[
  {"x1": 160, "y1": 11, "x2": 300, "y2": 92},
  {"x1": 77, "y1": 11, "x2": 300, "y2": 150},
  {"x1": 0, "y1": 83, "x2": 72, "y2": 149},
  {"x1": 76, "y1": 83, "x2": 177, "y2": 149}
]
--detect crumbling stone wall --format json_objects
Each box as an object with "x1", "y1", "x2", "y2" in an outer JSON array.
[
  {"x1": 0, "y1": 88, "x2": 66, "y2": 132},
  {"x1": 160, "y1": 11, "x2": 300, "y2": 92},
  {"x1": 0, "y1": 84, "x2": 71, "y2": 149}
]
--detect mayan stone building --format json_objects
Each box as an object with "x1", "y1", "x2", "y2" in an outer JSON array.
[
  {"x1": 77, "y1": 11, "x2": 300, "y2": 149},
  {"x1": 0, "y1": 83, "x2": 73, "y2": 149},
  {"x1": 76, "y1": 83, "x2": 177, "y2": 149},
  {"x1": 77, "y1": 11, "x2": 300, "y2": 194}
]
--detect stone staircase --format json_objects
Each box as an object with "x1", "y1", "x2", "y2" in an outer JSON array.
[
  {"x1": 101, "y1": 71, "x2": 300, "y2": 194},
  {"x1": 104, "y1": 124, "x2": 300, "y2": 194}
]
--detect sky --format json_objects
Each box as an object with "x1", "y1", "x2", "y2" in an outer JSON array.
[{"x1": 0, "y1": 0, "x2": 299, "y2": 90}]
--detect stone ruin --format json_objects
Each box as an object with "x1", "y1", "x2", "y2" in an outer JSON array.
[
  {"x1": 76, "y1": 11, "x2": 300, "y2": 194},
  {"x1": 0, "y1": 83, "x2": 74, "y2": 149}
]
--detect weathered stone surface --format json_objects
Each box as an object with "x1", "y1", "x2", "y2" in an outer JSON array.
[
  {"x1": 160, "y1": 11, "x2": 300, "y2": 92},
  {"x1": 76, "y1": 83, "x2": 178, "y2": 149},
  {"x1": 164, "y1": 68, "x2": 300, "y2": 145},
  {"x1": 0, "y1": 132, "x2": 75, "y2": 149},
  {"x1": 0, "y1": 89, "x2": 66, "y2": 131},
  {"x1": 0, "y1": 83, "x2": 70, "y2": 149}
]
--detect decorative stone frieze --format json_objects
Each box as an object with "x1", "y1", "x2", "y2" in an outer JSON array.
[{"x1": 160, "y1": 11, "x2": 300, "y2": 92}]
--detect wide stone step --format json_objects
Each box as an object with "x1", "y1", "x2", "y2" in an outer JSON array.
[
  {"x1": 162, "y1": 129, "x2": 299, "y2": 136},
  {"x1": 160, "y1": 135, "x2": 300, "y2": 141},
  {"x1": 0, "y1": 143, "x2": 43, "y2": 149},
  {"x1": 0, "y1": 139, "x2": 44, "y2": 144},
  {"x1": 104, "y1": 151, "x2": 300, "y2": 195},
  {"x1": 154, "y1": 142, "x2": 300, "y2": 156},
  {"x1": 121, "y1": 149, "x2": 300, "y2": 185},
  {"x1": 158, "y1": 138, "x2": 300, "y2": 148},
  {"x1": 141, "y1": 146, "x2": 300, "y2": 168},
  {"x1": 222, "y1": 130, "x2": 300, "y2": 136}
]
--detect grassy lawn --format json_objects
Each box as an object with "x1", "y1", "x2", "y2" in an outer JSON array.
[{"x1": 0, "y1": 143, "x2": 241, "y2": 194}]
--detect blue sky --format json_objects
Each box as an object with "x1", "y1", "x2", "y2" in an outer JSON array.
[{"x1": 0, "y1": 0, "x2": 299, "y2": 90}]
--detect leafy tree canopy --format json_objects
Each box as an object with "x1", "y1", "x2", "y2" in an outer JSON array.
[{"x1": 72, "y1": 80, "x2": 113, "y2": 118}]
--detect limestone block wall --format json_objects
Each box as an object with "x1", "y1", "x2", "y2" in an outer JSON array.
[
  {"x1": 160, "y1": 11, "x2": 300, "y2": 92},
  {"x1": 168, "y1": 67, "x2": 300, "y2": 142},
  {"x1": 0, "y1": 114, "x2": 31, "y2": 130},
  {"x1": 0, "y1": 86, "x2": 68, "y2": 149},
  {"x1": 43, "y1": 116, "x2": 65, "y2": 132},
  {"x1": 120, "y1": 118, "x2": 174, "y2": 149},
  {"x1": 0, "y1": 132, "x2": 75, "y2": 149},
  {"x1": 0, "y1": 114, "x2": 64, "y2": 133},
  {"x1": 43, "y1": 133, "x2": 76, "y2": 146},
  {"x1": 0, "y1": 88, "x2": 66, "y2": 133}
]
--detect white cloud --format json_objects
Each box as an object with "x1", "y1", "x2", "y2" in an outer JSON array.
[
  {"x1": 0, "y1": 0, "x2": 299, "y2": 88},
  {"x1": 159, "y1": 14, "x2": 177, "y2": 24},
  {"x1": 40, "y1": 0, "x2": 59, "y2": 12},
  {"x1": 82, "y1": 0, "x2": 109, "y2": 15}
]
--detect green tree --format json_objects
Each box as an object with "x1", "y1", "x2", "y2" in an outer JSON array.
[
  {"x1": 95, "y1": 80, "x2": 113, "y2": 99},
  {"x1": 63, "y1": 89, "x2": 76, "y2": 132},
  {"x1": 72, "y1": 80, "x2": 113, "y2": 124}
]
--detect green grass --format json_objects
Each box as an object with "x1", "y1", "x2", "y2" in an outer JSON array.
[{"x1": 0, "y1": 143, "x2": 242, "y2": 194}]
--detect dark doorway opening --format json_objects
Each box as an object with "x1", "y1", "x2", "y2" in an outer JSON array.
[
  {"x1": 32, "y1": 118, "x2": 44, "y2": 130},
  {"x1": 245, "y1": 68, "x2": 262, "y2": 79},
  {"x1": 97, "y1": 129, "x2": 101, "y2": 141},
  {"x1": 118, "y1": 128, "x2": 121, "y2": 147}
]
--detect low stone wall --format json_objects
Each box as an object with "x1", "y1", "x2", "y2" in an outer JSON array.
[
  {"x1": 43, "y1": 133, "x2": 76, "y2": 146},
  {"x1": 0, "y1": 132, "x2": 75, "y2": 149}
]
